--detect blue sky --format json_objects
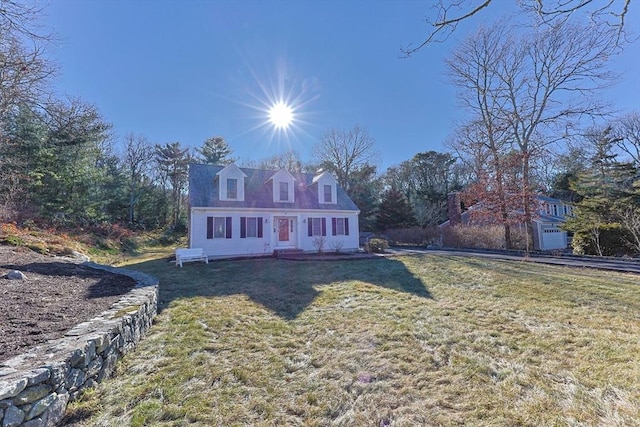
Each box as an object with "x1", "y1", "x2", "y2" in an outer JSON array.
[{"x1": 45, "y1": 1, "x2": 639, "y2": 171}]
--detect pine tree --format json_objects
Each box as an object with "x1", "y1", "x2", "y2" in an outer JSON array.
[
  {"x1": 196, "y1": 136, "x2": 234, "y2": 165},
  {"x1": 375, "y1": 189, "x2": 416, "y2": 231},
  {"x1": 564, "y1": 127, "x2": 639, "y2": 255},
  {"x1": 155, "y1": 142, "x2": 192, "y2": 227}
]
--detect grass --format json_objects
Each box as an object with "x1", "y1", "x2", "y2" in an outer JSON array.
[{"x1": 64, "y1": 253, "x2": 640, "y2": 426}]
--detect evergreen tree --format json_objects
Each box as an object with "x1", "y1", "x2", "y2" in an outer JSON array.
[
  {"x1": 196, "y1": 136, "x2": 234, "y2": 165},
  {"x1": 155, "y1": 142, "x2": 192, "y2": 227},
  {"x1": 375, "y1": 189, "x2": 416, "y2": 231},
  {"x1": 564, "y1": 127, "x2": 638, "y2": 256},
  {"x1": 41, "y1": 99, "x2": 113, "y2": 224}
]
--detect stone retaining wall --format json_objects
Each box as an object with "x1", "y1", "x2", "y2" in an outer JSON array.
[{"x1": 0, "y1": 262, "x2": 158, "y2": 427}]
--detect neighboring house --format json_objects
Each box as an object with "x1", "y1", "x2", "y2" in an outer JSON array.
[
  {"x1": 441, "y1": 192, "x2": 573, "y2": 251},
  {"x1": 188, "y1": 163, "x2": 360, "y2": 258},
  {"x1": 532, "y1": 195, "x2": 573, "y2": 251}
]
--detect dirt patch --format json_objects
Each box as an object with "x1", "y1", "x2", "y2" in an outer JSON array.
[{"x1": 0, "y1": 245, "x2": 136, "y2": 363}]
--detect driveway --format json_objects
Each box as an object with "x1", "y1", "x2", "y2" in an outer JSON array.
[{"x1": 386, "y1": 247, "x2": 640, "y2": 274}]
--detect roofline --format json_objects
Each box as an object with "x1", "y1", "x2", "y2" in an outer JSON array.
[{"x1": 191, "y1": 207, "x2": 360, "y2": 215}]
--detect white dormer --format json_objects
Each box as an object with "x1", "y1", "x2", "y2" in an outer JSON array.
[
  {"x1": 267, "y1": 169, "x2": 296, "y2": 203},
  {"x1": 216, "y1": 163, "x2": 247, "y2": 201},
  {"x1": 312, "y1": 171, "x2": 337, "y2": 204}
]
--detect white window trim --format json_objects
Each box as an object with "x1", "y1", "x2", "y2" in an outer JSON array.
[
  {"x1": 227, "y1": 178, "x2": 238, "y2": 199},
  {"x1": 214, "y1": 217, "x2": 226, "y2": 238},
  {"x1": 311, "y1": 218, "x2": 322, "y2": 236}
]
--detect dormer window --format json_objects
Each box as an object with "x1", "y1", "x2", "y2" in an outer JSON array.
[
  {"x1": 312, "y1": 171, "x2": 337, "y2": 204},
  {"x1": 268, "y1": 169, "x2": 295, "y2": 203},
  {"x1": 216, "y1": 163, "x2": 246, "y2": 201},
  {"x1": 227, "y1": 178, "x2": 238, "y2": 199},
  {"x1": 279, "y1": 182, "x2": 289, "y2": 201},
  {"x1": 324, "y1": 185, "x2": 332, "y2": 203}
]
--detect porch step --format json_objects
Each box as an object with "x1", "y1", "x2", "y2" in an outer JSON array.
[{"x1": 273, "y1": 248, "x2": 305, "y2": 258}]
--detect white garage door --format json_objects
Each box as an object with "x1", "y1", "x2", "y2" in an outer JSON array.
[{"x1": 541, "y1": 226, "x2": 565, "y2": 250}]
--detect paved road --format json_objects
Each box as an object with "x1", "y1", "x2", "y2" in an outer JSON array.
[{"x1": 387, "y1": 247, "x2": 640, "y2": 275}]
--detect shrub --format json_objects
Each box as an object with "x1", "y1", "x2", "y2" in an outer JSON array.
[
  {"x1": 365, "y1": 238, "x2": 389, "y2": 253},
  {"x1": 2, "y1": 235, "x2": 25, "y2": 246},
  {"x1": 442, "y1": 225, "x2": 528, "y2": 250},
  {"x1": 329, "y1": 240, "x2": 344, "y2": 253},
  {"x1": 26, "y1": 242, "x2": 48, "y2": 254},
  {"x1": 312, "y1": 236, "x2": 326, "y2": 254},
  {"x1": 0, "y1": 222, "x2": 20, "y2": 236},
  {"x1": 571, "y1": 223, "x2": 634, "y2": 256},
  {"x1": 384, "y1": 227, "x2": 441, "y2": 246}
]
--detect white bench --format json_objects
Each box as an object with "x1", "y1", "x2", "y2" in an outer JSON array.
[{"x1": 175, "y1": 248, "x2": 209, "y2": 267}]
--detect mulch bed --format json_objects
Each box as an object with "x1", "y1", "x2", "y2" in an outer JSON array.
[{"x1": 0, "y1": 245, "x2": 136, "y2": 364}]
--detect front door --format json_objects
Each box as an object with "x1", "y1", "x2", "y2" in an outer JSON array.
[{"x1": 276, "y1": 217, "x2": 296, "y2": 248}]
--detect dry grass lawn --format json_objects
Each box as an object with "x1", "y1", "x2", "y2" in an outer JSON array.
[{"x1": 64, "y1": 254, "x2": 640, "y2": 426}]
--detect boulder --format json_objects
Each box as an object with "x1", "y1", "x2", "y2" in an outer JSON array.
[{"x1": 6, "y1": 270, "x2": 27, "y2": 280}]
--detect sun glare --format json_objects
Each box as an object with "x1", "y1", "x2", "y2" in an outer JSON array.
[
  {"x1": 268, "y1": 102, "x2": 294, "y2": 129},
  {"x1": 231, "y1": 58, "x2": 320, "y2": 148}
]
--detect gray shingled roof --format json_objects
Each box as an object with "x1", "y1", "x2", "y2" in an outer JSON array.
[{"x1": 189, "y1": 163, "x2": 359, "y2": 211}]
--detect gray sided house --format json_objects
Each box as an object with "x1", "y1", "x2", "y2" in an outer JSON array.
[
  {"x1": 188, "y1": 163, "x2": 360, "y2": 258},
  {"x1": 532, "y1": 195, "x2": 573, "y2": 251},
  {"x1": 442, "y1": 193, "x2": 573, "y2": 251}
]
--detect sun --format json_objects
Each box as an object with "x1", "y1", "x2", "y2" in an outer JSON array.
[{"x1": 268, "y1": 102, "x2": 294, "y2": 130}]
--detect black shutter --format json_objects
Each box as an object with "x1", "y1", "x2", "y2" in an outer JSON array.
[
  {"x1": 257, "y1": 218, "x2": 263, "y2": 238},
  {"x1": 345, "y1": 217, "x2": 349, "y2": 235},
  {"x1": 321, "y1": 218, "x2": 326, "y2": 236},
  {"x1": 226, "y1": 217, "x2": 232, "y2": 238},
  {"x1": 332, "y1": 218, "x2": 337, "y2": 236},
  {"x1": 308, "y1": 219, "x2": 313, "y2": 236},
  {"x1": 206, "y1": 217, "x2": 213, "y2": 239},
  {"x1": 240, "y1": 217, "x2": 246, "y2": 238}
]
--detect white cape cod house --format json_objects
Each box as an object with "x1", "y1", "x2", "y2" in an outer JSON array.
[{"x1": 188, "y1": 163, "x2": 360, "y2": 258}]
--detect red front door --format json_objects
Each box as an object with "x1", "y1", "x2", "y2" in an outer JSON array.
[{"x1": 278, "y1": 218, "x2": 289, "y2": 242}]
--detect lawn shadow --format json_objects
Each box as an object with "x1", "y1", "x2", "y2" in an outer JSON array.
[{"x1": 126, "y1": 255, "x2": 431, "y2": 320}]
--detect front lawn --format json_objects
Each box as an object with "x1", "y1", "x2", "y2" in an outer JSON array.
[{"x1": 65, "y1": 254, "x2": 640, "y2": 426}]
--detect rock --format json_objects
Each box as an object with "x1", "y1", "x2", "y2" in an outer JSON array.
[
  {"x1": 45, "y1": 362, "x2": 68, "y2": 390},
  {"x1": 0, "y1": 378, "x2": 28, "y2": 400},
  {"x1": 22, "y1": 416, "x2": 47, "y2": 427},
  {"x1": 14, "y1": 384, "x2": 51, "y2": 405},
  {"x1": 85, "y1": 357, "x2": 103, "y2": 379},
  {"x1": 25, "y1": 393, "x2": 56, "y2": 420},
  {"x1": 45, "y1": 392, "x2": 68, "y2": 426},
  {"x1": 5, "y1": 270, "x2": 27, "y2": 280},
  {"x1": 97, "y1": 353, "x2": 117, "y2": 382},
  {"x1": 2, "y1": 405, "x2": 24, "y2": 427},
  {"x1": 25, "y1": 369, "x2": 50, "y2": 387},
  {"x1": 64, "y1": 369, "x2": 85, "y2": 392}
]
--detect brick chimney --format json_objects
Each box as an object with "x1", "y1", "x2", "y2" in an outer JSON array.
[{"x1": 447, "y1": 192, "x2": 462, "y2": 226}]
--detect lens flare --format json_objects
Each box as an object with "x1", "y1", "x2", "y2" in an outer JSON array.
[{"x1": 268, "y1": 102, "x2": 294, "y2": 129}]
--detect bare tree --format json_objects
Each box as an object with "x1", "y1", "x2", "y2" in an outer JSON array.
[
  {"x1": 121, "y1": 133, "x2": 154, "y2": 224},
  {"x1": 312, "y1": 125, "x2": 379, "y2": 191},
  {"x1": 0, "y1": 0, "x2": 53, "y2": 41},
  {"x1": 0, "y1": 1, "x2": 56, "y2": 165},
  {"x1": 447, "y1": 19, "x2": 618, "y2": 250},
  {"x1": 448, "y1": 119, "x2": 518, "y2": 248},
  {"x1": 620, "y1": 207, "x2": 640, "y2": 253},
  {"x1": 0, "y1": 31, "x2": 56, "y2": 132},
  {"x1": 446, "y1": 24, "x2": 518, "y2": 247},
  {"x1": 402, "y1": 0, "x2": 631, "y2": 56},
  {"x1": 613, "y1": 112, "x2": 640, "y2": 165}
]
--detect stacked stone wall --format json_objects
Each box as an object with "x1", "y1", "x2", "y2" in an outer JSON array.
[{"x1": 0, "y1": 263, "x2": 158, "y2": 427}]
